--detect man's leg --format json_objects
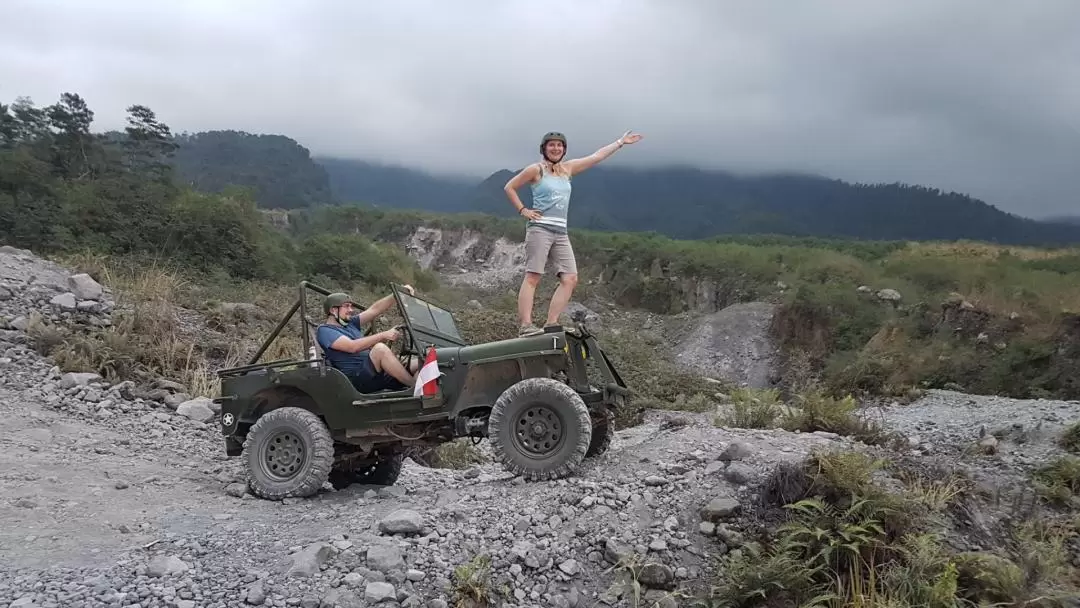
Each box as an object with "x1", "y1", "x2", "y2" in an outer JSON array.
[
  {"x1": 544, "y1": 234, "x2": 579, "y2": 327},
  {"x1": 368, "y1": 343, "x2": 414, "y2": 386}
]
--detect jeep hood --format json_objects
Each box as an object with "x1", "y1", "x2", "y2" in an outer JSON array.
[{"x1": 446, "y1": 333, "x2": 565, "y2": 365}]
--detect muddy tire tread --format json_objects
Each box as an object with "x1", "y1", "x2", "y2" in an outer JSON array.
[
  {"x1": 488, "y1": 377, "x2": 591, "y2": 481},
  {"x1": 243, "y1": 406, "x2": 333, "y2": 500},
  {"x1": 363, "y1": 452, "x2": 404, "y2": 485},
  {"x1": 585, "y1": 408, "x2": 615, "y2": 458}
]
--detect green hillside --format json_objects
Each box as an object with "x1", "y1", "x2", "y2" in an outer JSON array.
[{"x1": 4, "y1": 92, "x2": 1078, "y2": 406}]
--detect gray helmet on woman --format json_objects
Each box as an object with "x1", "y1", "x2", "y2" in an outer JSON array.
[{"x1": 540, "y1": 131, "x2": 567, "y2": 151}]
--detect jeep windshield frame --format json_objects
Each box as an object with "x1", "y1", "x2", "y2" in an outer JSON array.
[{"x1": 391, "y1": 283, "x2": 468, "y2": 350}]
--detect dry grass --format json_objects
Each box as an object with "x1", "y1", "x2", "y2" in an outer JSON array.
[
  {"x1": 715, "y1": 387, "x2": 893, "y2": 447},
  {"x1": 1033, "y1": 456, "x2": 1080, "y2": 507},
  {"x1": 899, "y1": 472, "x2": 971, "y2": 512},
  {"x1": 31, "y1": 252, "x2": 301, "y2": 395},
  {"x1": 900, "y1": 241, "x2": 1079, "y2": 262},
  {"x1": 716, "y1": 387, "x2": 782, "y2": 429},
  {"x1": 451, "y1": 554, "x2": 498, "y2": 608},
  {"x1": 1061, "y1": 422, "x2": 1080, "y2": 454}
]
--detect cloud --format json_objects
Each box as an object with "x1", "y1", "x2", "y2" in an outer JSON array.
[{"x1": 2, "y1": 0, "x2": 1077, "y2": 217}]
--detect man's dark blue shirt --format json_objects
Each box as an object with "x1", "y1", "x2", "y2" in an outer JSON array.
[{"x1": 316, "y1": 317, "x2": 368, "y2": 375}]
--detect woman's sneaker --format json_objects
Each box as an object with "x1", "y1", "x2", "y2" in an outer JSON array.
[{"x1": 518, "y1": 324, "x2": 544, "y2": 337}]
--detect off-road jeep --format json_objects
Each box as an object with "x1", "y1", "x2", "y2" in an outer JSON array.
[{"x1": 215, "y1": 281, "x2": 631, "y2": 500}]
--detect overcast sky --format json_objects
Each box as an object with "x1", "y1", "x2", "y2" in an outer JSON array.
[{"x1": 2, "y1": 0, "x2": 1078, "y2": 217}]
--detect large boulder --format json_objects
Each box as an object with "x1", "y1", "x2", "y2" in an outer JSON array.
[{"x1": 68, "y1": 273, "x2": 104, "y2": 301}]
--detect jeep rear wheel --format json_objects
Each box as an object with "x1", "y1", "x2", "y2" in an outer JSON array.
[
  {"x1": 488, "y1": 377, "x2": 591, "y2": 481},
  {"x1": 586, "y1": 408, "x2": 615, "y2": 458},
  {"x1": 243, "y1": 406, "x2": 333, "y2": 500}
]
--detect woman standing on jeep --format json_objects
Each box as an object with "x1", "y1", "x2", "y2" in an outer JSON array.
[{"x1": 504, "y1": 130, "x2": 642, "y2": 337}]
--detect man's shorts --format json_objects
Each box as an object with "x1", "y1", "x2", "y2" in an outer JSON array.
[
  {"x1": 344, "y1": 352, "x2": 407, "y2": 394},
  {"x1": 524, "y1": 225, "x2": 578, "y2": 276}
]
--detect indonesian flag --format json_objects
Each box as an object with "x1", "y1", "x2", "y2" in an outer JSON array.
[{"x1": 413, "y1": 346, "x2": 442, "y2": 397}]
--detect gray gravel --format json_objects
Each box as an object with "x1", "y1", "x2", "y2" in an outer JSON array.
[
  {"x1": 875, "y1": 389, "x2": 1080, "y2": 489},
  {"x1": 672, "y1": 302, "x2": 779, "y2": 388}
]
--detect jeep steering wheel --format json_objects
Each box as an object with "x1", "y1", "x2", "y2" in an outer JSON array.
[{"x1": 391, "y1": 324, "x2": 413, "y2": 370}]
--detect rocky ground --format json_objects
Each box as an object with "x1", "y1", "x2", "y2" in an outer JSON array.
[
  {"x1": 405, "y1": 227, "x2": 526, "y2": 290},
  {"x1": 3, "y1": 245, "x2": 1080, "y2": 607},
  {"x1": 670, "y1": 302, "x2": 779, "y2": 389},
  {"x1": 877, "y1": 389, "x2": 1080, "y2": 493}
]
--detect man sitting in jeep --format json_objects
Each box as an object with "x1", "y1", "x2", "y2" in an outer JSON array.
[{"x1": 317, "y1": 288, "x2": 418, "y2": 393}]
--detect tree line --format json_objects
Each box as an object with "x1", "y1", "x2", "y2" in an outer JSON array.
[{"x1": 0, "y1": 93, "x2": 425, "y2": 289}]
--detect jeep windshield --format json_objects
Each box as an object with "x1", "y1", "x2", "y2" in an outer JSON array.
[{"x1": 395, "y1": 287, "x2": 467, "y2": 347}]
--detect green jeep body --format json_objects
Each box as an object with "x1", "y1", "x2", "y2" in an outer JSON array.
[{"x1": 215, "y1": 281, "x2": 631, "y2": 500}]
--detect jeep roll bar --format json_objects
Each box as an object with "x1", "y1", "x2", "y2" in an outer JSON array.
[{"x1": 245, "y1": 280, "x2": 369, "y2": 367}]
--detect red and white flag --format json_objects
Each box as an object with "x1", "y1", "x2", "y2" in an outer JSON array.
[{"x1": 413, "y1": 346, "x2": 442, "y2": 397}]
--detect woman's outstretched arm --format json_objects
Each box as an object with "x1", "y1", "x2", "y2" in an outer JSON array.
[{"x1": 565, "y1": 131, "x2": 643, "y2": 175}]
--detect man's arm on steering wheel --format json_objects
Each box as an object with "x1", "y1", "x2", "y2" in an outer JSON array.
[
  {"x1": 327, "y1": 327, "x2": 400, "y2": 354},
  {"x1": 354, "y1": 284, "x2": 415, "y2": 326}
]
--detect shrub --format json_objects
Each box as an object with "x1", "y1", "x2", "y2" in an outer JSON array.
[
  {"x1": 708, "y1": 450, "x2": 1073, "y2": 607},
  {"x1": 716, "y1": 388, "x2": 782, "y2": 429}
]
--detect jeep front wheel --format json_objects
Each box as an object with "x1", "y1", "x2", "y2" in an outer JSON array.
[
  {"x1": 488, "y1": 377, "x2": 592, "y2": 481},
  {"x1": 243, "y1": 406, "x2": 333, "y2": 500}
]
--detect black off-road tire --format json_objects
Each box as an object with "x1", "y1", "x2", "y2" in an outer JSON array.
[
  {"x1": 488, "y1": 377, "x2": 592, "y2": 481},
  {"x1": 586, "y1": 408, "x2": 615, "y2": 458},
  {"x1": 356, "y1": 452, "x2": 404, "y2": 485},
  {"x1": 243, "y1": 406, "x2": 333, "y2": 500},
  {"x1": 329, "y1": 452, "x2": 404, "y2": 489}
]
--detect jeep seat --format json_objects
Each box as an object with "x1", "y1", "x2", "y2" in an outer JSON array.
[{"x1": 307, "y1": 324, "x2": 410, "y2": 397}]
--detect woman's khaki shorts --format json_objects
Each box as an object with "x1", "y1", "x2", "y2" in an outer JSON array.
[{"x1": 524, "y1": 225, "x2": 578, "y2": 276}]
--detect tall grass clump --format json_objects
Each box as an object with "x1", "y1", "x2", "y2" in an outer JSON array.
[{"x1": 702, "y1": 451, "x2": 1079, "y2": 607}]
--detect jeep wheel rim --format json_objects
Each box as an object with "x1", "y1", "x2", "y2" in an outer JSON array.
[
  {"x1": 513, "y1": 404, "x2": 565, "y2": 458},
  {"x1": 261, "y1": 430, "x2": 307, "y2": 481}
]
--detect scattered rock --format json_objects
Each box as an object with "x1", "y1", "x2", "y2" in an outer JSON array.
[
  {"x1": 366, "y1": 544, "x2": 404, "y2": 572},
  {"x1": 49, "y1": 292, "x2": 77, "y2": 310},
  {"x1": 246, "y1": 580, "x2": 267, "y2": 605},
  {"x1": 724, "y1": 463, "x2": 754, "y2": 485},
  {"x1": 59, "y1": 372, "x2": 103, "y2": 389},
  {"x1": 286, "y1": 543, "x2": 334, "y2": 578},
  {"x1": 68, "y1": 273, "x2": 104, "y2": 301},
  {"x1": 147, "y1": 555, "x2": 190, "y2": 578},
  {"x1": 876, "y1": 288, "x2": 902, "y2": 303},
  {"x1": 700, "y1": 497, "x2": 742, "y2": 521},
  {"x1": 378, "y1": 509, "x2": 424, "y2": 535},
  {"x1": 718, "y1": 441, "x2": 752, "y2": 462},
  {"x1": 176, "y1": 397, "x2": 216, "y2": 423},
  {"x1": 638, "y1": 562, "x2": 675, "y2": 590},
  {"x1": 364, "y1": 582, "x2": 396, "y2": 604}
]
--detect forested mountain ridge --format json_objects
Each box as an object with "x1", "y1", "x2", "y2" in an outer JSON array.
[
  {"x1": 465, "y1": 166, "x2": 1080, "y2": 245},
  {"x1": 170, "y1": 130, "x2": 333, "y2": 209},
  {"x1": 165, "y1": 129, "x2": 1080, "y2": 246},
  {"x1": 317, "y1": 156, "x2": 474, "y2": 212}
]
